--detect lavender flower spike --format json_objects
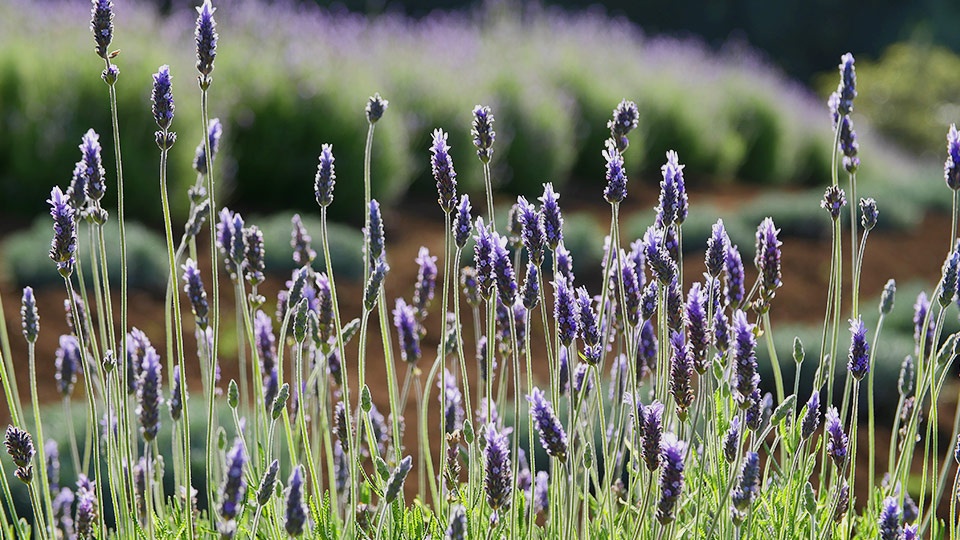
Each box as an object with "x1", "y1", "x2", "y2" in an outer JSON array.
[
  {"x1": 169, "y1": 366, "x2": 183, "y2": 421},
  {"x1": 4, "y1": 426, "x2": 35, "y2": 483},
  {"x1": 413, "y1": 247, "x2": 438, "y2": 324},
  {"x1": 706, "y1": 219, "x2": 729, "y2": 277},
  {"x1": 755, "y1": 217, "x2": 782, "y2": 300},
  {"x1": 801, "y1": 390, "x2": 820, "y2": 440},
  {"x1": 384, "y1": 455, "x2": 413, "y2": 504},
  {"x1": 483, "y1": 423, "x2": 513, "y2": 511},
  {"x1": 491, "y1": 232, "x2": 517, "y2": 306},
  {"x1": 454, "y1": 194, "x2": 472, "y2": 249},
  {"x1": 314, "y1": 143, "x2": 336, "y2": 208},
  {"x1": 56, "y1": 335, "x2": 80, "y2": 397},
  {"x1": 656, "y1": 433, "x2": 686, "y2": 525},
  {"x1": 365, "y1": 199, "x2": 385, "y2": 270},
  {"x1": 878, "y1": 496, "x2": 903, "y2": 540},
  {"x1": 724, "y1": 244, "x2": 745, "y2": 307},
  {"x1": 554, "y1": 278, "x2": 579, "y2": 347},
  {"x1": 521, "y1": 263, "x2": 540, "y2": 310},
  {"x1": 836, "y1": 53, "x2": 856, "y2": 117},
  {"x1": 669, "y1": 331, "x2": 694, "y2": 420},
  {"x1": 946, "y1": 125, "x2": 960, "y2": 190},
  {"x1": 472, "y1": 105, "x2": 495, "y2": 163},
  {"x1": 821, "y1": 185, "x2": 846, "y2": 221},
  {"x1": 657, "y1": 150, "x2": 688, "y2": 226},
  {"x1": 847, "y1": 317, "x2": 870, "y2": 380},
  {"x1": 608, "y1": 99, "x2": 639, "y2": 153},
  {"x1": 257, "y1": 459, "x2": 280, "y2": 506},
  {"x1": 539, "y1": 183, "x2": 563, "y2": 250},
  {"x1": 21, "y1": 287, "x2": 38, "y2": 344},
  {"x1": 366, "y1": 93, "x2": 388, "y2": 124},
  {"x1": 393, "y1": 298, "x2": 420, "y2": 363},
  {"x1": 603, "y1": 140, "x2": 628, "y2": 204},
  {"x1": 195, "y1": 0, "x2": 218, "y2": 80},
  {"x1": 90, "y1": 0, "x2": 113, "y2": 59},
  {"x1": 75, "y1": 476, "x2": 98, "y2": 539},
  {"x1": 363, "y1": 259, "x2": 389, "y2": 311},
  {"x1": 193, "y1": 118, "x2": 223, "y2": 175},
  {"x1": 517, "y1": 196, "x2": 545, "y2": 266},
  {"x1": 182, "y1": 258, "x2": 209, "y2": 329},
  {"x1": 220, "y1": 438, "x2": 247, "y2": 520},
  {"x1": 151, "y1": 65, "x2": 175, "y2": 131},
  {"x1": 639, "y1": 401, "x2": 665, "y2": 471},
  {"x1": 527, "y1": 387, "x2": 568, "y2": 461},
  {"x1": 723, "y1": 417, "x2": 740, "y2": 463},
  {"x1": 686, "y1": 282, "x2": 709, "y2": 373},
  {"x1": 940, "y1": 248, "x2": 960, "y2": 307},
  {"x1": 431, "y1": 129, "x2": 458, "y2": 213},
  {"x1": 80, "y1": 129, "x2": 106, "y2": 202},
  {"x1": 825, "y1": 406, "x2": 848, "y2": 469},
  {"x1": 732, "y1": 310, "x2": 760, "y2": 409},
  {"x1": 284, "y1": 466, "x2": 308, "y2": 536},
  {"x1": 137, "y1": 346, "x2": 163, "y2": 442},
  {"x1": 48, "y1": 186, "x2": 78, "y2": 278},
  {"x1": 290, "y1": 214, "x2": 316, "y2": 266},
  {"x1": 731, "y1": 451, "x2": 761, "y2": 523}
]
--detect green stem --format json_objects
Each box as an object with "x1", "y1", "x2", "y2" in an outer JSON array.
[{"x1": 27, "y1": 343, "x2": 53, "y2": 538}]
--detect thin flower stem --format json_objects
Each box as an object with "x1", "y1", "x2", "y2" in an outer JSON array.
[
  {"x1": 865, "y1": 312, "x2": 886, "y2": 515},
  {"x1": 294, "y1": 341, "x2": 322, "y2": 506},
  {"x1": 27, "y1": 343, "x2": 54, "y2": 539},
  {"x1": 0, "y1": 295, "x2": 24, "y2": 428}
]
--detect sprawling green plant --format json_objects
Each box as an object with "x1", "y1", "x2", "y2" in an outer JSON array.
[{"x1": 3, "y1": 2, "x2": 960, "y2": 540}]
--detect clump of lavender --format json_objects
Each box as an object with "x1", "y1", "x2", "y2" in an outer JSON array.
[
  {"x1": 878, "y1": 496, "x2": 902, "y2": 540},
  {"x1": 608, "y1": 99, "x2": 639, "y2": 152},
  {"x1": 366, "y1": 93, "x2": 388, "y2": 124},
  {"x1": 669, "y1": 331, "x2": 694, "y2": 419},
  {"x1": 527, "y1": 388, "x2": 568, "y2": 461},
  {"x1": 472, "y1": 105, "x2": 495, "y2": 163},
  {"x1": 393, "y1": 298, "x2": 421, "y2": 363},
  {"x1": 48, "y1": 187, "x2": 78, "y2": 278},
  {"x1": 137, "y1": 346, "x2": 163, "y2": 442},
  {"x1": 483, "y1": 424, "x2": 513, "y2": 511},
  {"x1": 639, "y1": 401, "x2": 665, "y2": 471},
  {"x1": 21, "y1": 287, "x2": 38, "y2": 343},
  {"x1": 182, "y1": 258, "x2": 209, "y2": 329},
  {"x1": 755, "y1": 218, "x2": 782, "y2": 302},
  {"x1": 284, "y1": 466, "x2": 308, "y2": 536},
  {"x1": 195, "y1": 0, "x2": 218, "y2": 85},
  {"x1": 603, "y1": 140, "x2": 628, "y2": 204},
  {"x1": 657, "y1": 151, "x2": 688, "y2": 226},
  {"x1": 384, "y1": 456, "x2": 413, "y2": 504},
  {"x1": 801, "y1": 390, "x2": 820, "y2": 440},
  {"x1": 431, "y1": 129, "x2": 458, "y2": 213},
  {"x1": 731, "y1": 451, "x2": 761, "y2": 523},
  {"x1": 656, "y1": 433, "x2": 686, "y2": 524},
  {"x1": 847, "y1": 317, "x2": 870, "y2": 380},
  {"x1": 221, "y1": 438, "x2": 247, "y2": 521},
  {"x1": 825, "y1": 406, "x2": 848, "y2": 468},
  {"x1": 4, "y1": 426, "x2": 34, "y2": 483},
  {"x1": 731, "y1": 310, "x2": 759, "y2": 409}
]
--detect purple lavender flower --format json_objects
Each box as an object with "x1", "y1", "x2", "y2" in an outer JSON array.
[
  {"x1": 4, "y1": 426, "x2": 34, "y2": 483},
  {"x1": 394, "y1": 298, "x2": 421, "y2": 363},
  {"x1": 521, "y1": 263, "x2": 540, "y2": 310},
  {"x1": 491, "y1": 232, "x2": 517, "y2": 305},
  {"x1": 284, "y1": 466, "x2": 308, "y2": 536},
  {"x1": 647, "y1": 243, "x2": 678, "y2": 286},
  {"x1": 836, "y1": 53, "x2": 856, "y2": 116},
  {"x1": 686, "y1": 283, "x2": 709, "y2": 373},
  {"x1": 847, "y1": 317, "x2": 870, "y2": 380},
  {"x1": 555, "y1": 241, "x2": 575, "y2": 284},
  {"x1": 639, "y1": 281, "x2": 658, "y2": 323},
  {"x1": 657, "y1": 151, "x2": 688, "y2": 226},
  {"x1": 80, "y1": 129, "x2": 106, "y2": 202},
  {"x1": 517, "y1": 196, "x2": 546, "y2": 266},
  {"x1": 229, "y1": 214, "x2": 246, "y2": 277},
  {"x1": 216, "y1": 208, "x2": 240, "y2": 276},
  {"x1": 603, "y1": 140, "x2": 628, "y2": 204},
  {"x1": 878, "y1": 496, "x2": 902, "y2": 540},
  {"x1": 20, "y1": 287, "x2": 38, "y2": 344},
  {"x1": 439, "y1": 369, "x2": 464, "y2": 434},
  {"x1": 532, "y1": 470, "x2": 549, "y2": 515},
  {"x1": 45, "y1": 439, "x2": 59, "y2": 491},
  {"x1": 576, "y1": 286, "x2": 600, "y2": 348},
  {"x1": 669, "y1": 331, "x2": 694, "y2": 419},
  {"x1": 898, "y1": 355, "x2": 914, "y2": 398},
  {"x1": 706, "y1": 219, "x2": 729, "y2": 278},
  {"x1": 126, "y1": 328, "x2": 150, "y2": 395},
  {"x1": 732, "y1": 310, "x2": 760, "y2": 409},
  {"x1": 314, "y1": 143, "x2": 336, "y2": 208},
  {"x1": 731, "y1": 451, "x2": 761, "y2": 522},
  {"x1": 473, "y1": 218, "x2": 495, "y2": 300},
  {"x1": 713, "y1": 308, "x2": 730, "y2": 352},
  {"x1": 193, "y1": 118, "x2": 222, "y2": 175},
  {"x1": 821, "y1": 185, "x2": 846, "y2": 221},
  {"x1": 53, "y1": 487, "x2": 75, "y2": 538},
  {"x1": 290, "y1": 214, "x2": 316, "y2": 266},
  {"x1": 447, "y1": 504, "x2": 467, "y2": 539},
  {"x1": 363, "y1": 259, "x2": 389, "y2": 311},
  {"x1": 365, "y1": 199, "x2": 385, "y2": 270},
  {"x1": 185, "y1": 199, "x2": 210, "y2": 239},
  {"x1": 825, "y1": 406, "x2": 848, "y2": 468},
  {"x1": 945, "y1": 124, "x2": 960, "y2": 190},
  {"x1": 53, "y1": 335, "x2": 80, "y2": 398},
  {"x1": 638, "y1": 320, "x2": 658, "y2": 378},
  {"x1": 483, "y1": 424, "x2": 513, "y2": 510},
  {"x1": 539, "y1": 183, "x2": 563, "y2": 250},
  {"x1": 263, "y1": 368, "x2": 279, "y2": 417},
  {"x1": 169, "y1": 366, "x2": 183, "y2": 421},
  {"x1": 955, "y1": 434, "x2": 960, "y2": 464},
  {"x1": 801, "y1": 390, "x2": 820, "y2": 440},
  {"x1": 553, "y1": 277, "x2": 579, "y2": 347},
  {"x1": 940, "y1": 248, "x2": 960, "y2": 307},
  {"x1": 48, "y1": 186, "x2": 78, "y2": 278},
  {"x1": 366, "y1": 93, "x2": 388, "y2": 124},
  {"x1": 182, "y1": 258, "x2": 209, "y2": 329},
  {"x1": 639, "y1": 401, "x2": 664, "y2": 471},
  {"x1": 755, "y1": 218, "x2": 782, "y2": 301},
  {"x1": 656, "y1": 433, "x2": 686, "y2": 524},
  {"x1": 454, "y1": 194, "x2": 472, "y2": 249},
  {"x1": 221, "y1": 438, "x2": 247, "y2": 520},
  {"x1": 724, "y1": 244, "x2": 745, "y2": 307},
  {"x1": 472, "y1": 105, "x2": 495, "y2": 163},
  {"x1": 384, "y1": 455, "x2": 413, "y2": 504},
  {"x1": 138, "y1": 346, "x2": 163, "y2": 442},
  {"x1": 904, "y1": 524, "x2": 918, "y2": 540},
  {"x1": 838, "y1": 115, "x2": 860, "y2": 173},
  {"x1": 666, "y1": 277, "x2": 684, "y2": 332},
  {"x1": 527, "y1": 387, "x2": 568, "y2": 461},
  {"x1": 411, "y1": 247, "x2": 438, "y2": 325},
  {"x1": 913, "y1": 292, "x2": 934, "y2": 356},
  {"x1": 334, "y1": 401, "x2": 349, "y2": 449},
  {"x1": 67, "y1": 161, "x2": 88, "y2": 209},
  {"x1": 90, "y1": 0, "x2": 113, "y2": 58},
  {"x1": 75, "y1": 475, "x2": 97, "y2": 538},
  {"x1": 745, "y1": 389, "x2": 763, "y2": 432},
  {"x1": 313, "y1": 274, "x2": 334, "y2": 345},
  {"x1": 608, "y1": 99, "x2": 639, "y2": 153},
  {"x1": 254, "y1": 310, "x2": 277, "y2": 374},
  {"x1": 723, "y1": 416, "x2": 740, "y2": 463},
  {"x1": 151, "y1": 65, "x2": 175, "y2": 131},
  {"x1": 194, "y1": 0, "x2": 218, "y2": 82},
  {"x1": 430, "y1": 129, "x2": 458, "y2": 213}
]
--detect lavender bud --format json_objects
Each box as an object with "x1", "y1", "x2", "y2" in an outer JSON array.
[
  {"x1": 491, "y1": 232, "x2": 517, "y2": 305},
  {"x1": 732, "y1": 310, "x2": 760, "y2": 409},
  {"x1": 75, "y1": 477, "x2": 98, "y2": 538},
  {"x1": 313, "y1": 143, "x2": 336, "y2": 208},
  {"x1": 4, "y1": 426, "x2": 34, "y2": 483},
  {"x1": 220, "y1": 438, "x2": 247, "y2": 520},
  {"x1": 860, "y1": 197, "x2": 878, "y2": 231},
  {"x1": 825, "y1": 406, "x2": 848, "y2": 468},
  {"x1": 90, "y1": 0, "x2": 113, "y2": 58},
  {"x1": 527, "y1": 387, "x2": 568, "y2": 461},
  {"x1": 836, "y1": 53, "x2": 856, "y2": 116},
  {"x1": 666, "y1": 277, "x2": 684, "y2": 332},
  {"x1": 539, "y1": 183, "x2": 563, "y2": 250},
  {"x1": 254, "y1": 310, "x2": 277, "y2": 375},
  {"x1": 608, "y1": 99, "x2": 639, "y2": 153},
  {"x1": 637, "y1": 401, "x2": 664, "y2": 471},
  {"x1": 20, "y1": 287, "x2": 38, "y2": 344},
  {"x1": 879, "y1": 496, "x2": 903, "y2": 540},
  {"x1": 430, "y1": 129, "x2": 458, "y2": 213},
  {"x1": 686, "y1": 283, "x2": 709, "y2": 373},
  {"x1": 365, "y1": 199, "x2": 385, "y2": 271},
  {"x1": 454, "y1": 195, "x2": 473, "y2": 249},
  {"x1": 801, "y1": 390, "x2": 820, "y2": 440},
  {"x1": 533, "y1": 471, "x2": 549, "y2": 515},
  {"x1": 257, "y1": 459, "x2": 280, "y2": 506},
  {"x1": 637, "y1": 320, "x2": 658, "y2": 378},
  {"x1": 706, "y1": 219, "x2": 729, "y2": 277},
  {"x1": 881, "y1": 279, "x2": 896, "y2": 315},
  {"x1": 168, "y1": 366, "x2": 183, "y2": 421},
  {"x1": 125, "y1": 328, "x2": 150, "y2": 395},
  {"x1": 45, "y1": 439, "x2": 59, "y2": 491},
  {"x1": 898, "y1": 355, "x2": 915, "y2": 397},
  {"x1": 731, "y1": 451, "x2": 761, "y2": 520},
  {"x1": 393, "y1": 298, "x2": 420, "y2": 363},
  {"x1": 67, "y1": 161, "x2": 88, "y2": 208},
  {"x1": 284, "y1": 466, "x2": 308, "y2": 536},
  {"x1": 182, "y1": 258, "x2": 209, "y2": 329},
  {"x1": 620, "y1": 254, "x2": 641, "y2": 327},
  {"x1": 755, "y1": 218, "x2": 782, "y2": 300},
  {"x1": 80, "y1": 129, "x2": 106, "y2": 202},
  {"x1": 904, "y1": 524, "x2": 918, "y2": 540},
  {"x1": 946, "y1": 124, "x2": 960, "y2": 190},
  {"x1": 413, "y1": 247, "x2": 438, "y2": 324},
  {"x1": 576, "y1": 286, "x2": 600, "y2": 348},
  {"x1": 290, "y1": 214, "x2": 316, "y2": 266},
  {"x1": 216, "y1": 208, "x2": 239, "y2": 276},
  {"x1": 554, "y1": 278, "x2": 579, "y2": 347},
  {"x1": 384, "y1": 455, "x2": 413, "y2": 504},
  {"x1": 228, "y1": 214, "x2": 246, "y2": 278},
  {"x1": 640, "y1": 280, "x2": 658, "y2": 321},
  {"x1": 461, "y1": 266, "x2": 480, "y2": 308},
  {"x1": 137, "y1": 346, "x2": 163, "y2": 442},
  {"x1": 669, "y1": 331, "x2": 694, "y2": 420},
  {"x1": 838, "y1": 115, "x2": 860, "y2": 173},
  {"x1": 521, "y1": 263, "x2": 540, "y2": 310},
  {"x1": 439, "y1": 369, "x2": 464, "y2": 434},
  {"x1": 472, "y1": 105, "x2": 495, "y2": 163},
  {"x1": 48, "y1": 187, "x2": 78, "y2": 277},
  {"x1": 101, "y1": 63, "x2": 119, "y2": 85},
  {"x1": 713, "y1": 308, "x2": 730, "y2": 352},
  {"x1": 657, "y1": 150, "x2": 688, "y2": 226},
  {"x1": 193, "y1": 118, "x2": 223, "y2": 175},
  {"x1": 483, "y1": 424, "x2": 513, "y2": 511},
  {"x1": 847, "y1": 317, "x2": 870, "y2": 380},
  {"x1": 940, "y1": 249, "x2": 960, "y2": 307},
  {"x1": 723, "y1": 417, "x2": 740, "y2": 463},
  {"x1": 603, "y1": 140, "x2": 628, "y2": 204},
  {"x1": 724, "y1": 244, "x2": 745, "y2": 307},
  {"x1": 656, "y1": 433, "x2": 686, "y2": 524},
  {"x1": 363, "y1": 259, "x2": 389, "y2": 311},
  {"x1": 195, "y1": 0, "x2": 218, "y2": 80},
  {"x1": 517, "y1": 196, "x2": 546, "y2": 266},
  {"x1": 151, "y1": 65, "x2": 175, "y2": 131},
  {"x1": 745, "y1": 389, "x2": 763, "y2": 432},
  {"x1": 820, "y1": 185, "x2": 846, "y2": 221},
  {"x1": 366, "y1": 93, "x2": 388, "y2": 124},
  {"x1": 473, "y1": 218, "x2": 495, "y2": 299}
]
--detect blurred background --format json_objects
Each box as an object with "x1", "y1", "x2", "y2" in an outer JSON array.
[{"x1": 1, "y1": 0, "x2": 960, "y2": 511}]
